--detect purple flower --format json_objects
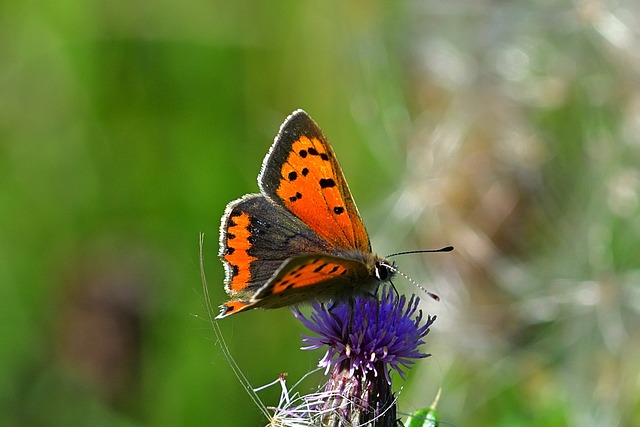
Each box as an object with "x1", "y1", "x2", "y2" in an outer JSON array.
[
  {"x1": 291, "y1": 286, "x2": 436, "y2": 425},
  {"x1": 293, "y1": 286, "x2": 435, "y2": 384}
]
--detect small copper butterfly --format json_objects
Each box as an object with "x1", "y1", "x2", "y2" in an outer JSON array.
[{"x1": 216, "y1": 110, "x2": 396, "y2": 319}]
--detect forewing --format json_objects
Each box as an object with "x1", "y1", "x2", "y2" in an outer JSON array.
[{"x1": 258, "y1": 110, "x2": 371, "y2": 252}]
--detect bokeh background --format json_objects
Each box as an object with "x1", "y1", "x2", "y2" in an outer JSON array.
[{"x1": 2, "y1": 1, "x2": 639, "y2": 426}]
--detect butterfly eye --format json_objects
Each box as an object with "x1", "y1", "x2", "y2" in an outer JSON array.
[{"x1": 374, "y1": 262, "x2": 391, "y2": 281}]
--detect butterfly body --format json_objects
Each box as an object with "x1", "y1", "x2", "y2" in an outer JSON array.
[{"x1": 217, "y1": 110, "x2": 393, "y2": 319}]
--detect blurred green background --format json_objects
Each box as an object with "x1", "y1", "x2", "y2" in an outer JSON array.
[{"x1": 2, "y1": 1, "x2": 639, "y2": 426}]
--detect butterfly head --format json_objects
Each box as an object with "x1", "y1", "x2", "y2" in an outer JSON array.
[{"x1": 374, "y1": 259, "x2": 396, "y2": 282}]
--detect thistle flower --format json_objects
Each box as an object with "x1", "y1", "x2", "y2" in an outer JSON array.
[{"x1": 292, "y1": 286, "x2": 436, "y2": 426}]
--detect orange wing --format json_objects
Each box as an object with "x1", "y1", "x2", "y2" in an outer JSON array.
[
  {"x1": 251, "y1": 253, "x2": 377, "y2": 307},
  {"x1": 216, "y1": 253, "x2": 377, "y2": 318},
  {"x1": 216, "y1": 300, "x2": 253, "y2": 319},
  {"x1": 219, "y1": 194, "x2": 331, "y2": 297},
  {"x1": 258, "y1": 110, "x2": 371, "y2": 253}
]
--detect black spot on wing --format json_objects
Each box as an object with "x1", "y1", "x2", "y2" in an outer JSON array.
[
  {"x1": 288, "y1": 192, "x2": 302, "y2": 202},
  {"x1": 313, "y1": 263, "x2": 328, "y2": 273},
  {"x1": 319, "y1": 178, "x2": 336, "y2": 188},
  {"x1": 306, "y1": 147, "x2": 329, "y2": 161}
]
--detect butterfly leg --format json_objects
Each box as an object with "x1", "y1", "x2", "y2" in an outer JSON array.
[
  {"x1": 325, "y1": 301, "x2": 347, "y2": 330},
  {"x1": 347, "y1": 297, "x2": 356, "y2": 335},
  {"x1": 389, "y1": 279, "x2": 400, "y2": 300}
]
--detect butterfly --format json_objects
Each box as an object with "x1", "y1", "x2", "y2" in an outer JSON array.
[{"x1": 216, "y1": 109, "x2": 396, "y2": 319}]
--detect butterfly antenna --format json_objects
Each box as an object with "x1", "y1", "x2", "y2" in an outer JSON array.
[
  {"x1": 386, "y1": 246, "x2": 453, "y2": 258},
  {"x1": 382, "y1": 262, "x2": 440, "y2": 302}
]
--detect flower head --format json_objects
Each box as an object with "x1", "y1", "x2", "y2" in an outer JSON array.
[{"x1": 293, "y1": 286, "x2": 436, "y2": 384}]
